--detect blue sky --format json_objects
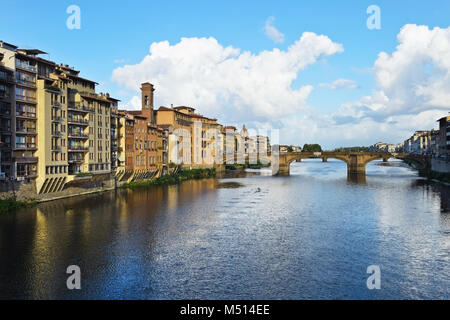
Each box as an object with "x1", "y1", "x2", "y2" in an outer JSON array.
[{"x1": 2, "y1": 1, "x2": 450, "y2": 147}]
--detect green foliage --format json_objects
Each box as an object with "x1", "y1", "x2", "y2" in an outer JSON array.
[
  {"x1": 75, "y1": 172, "x2": 93, "y2": 177},
  {"x1": 302, "y1": 144, "x2": 322, "y2": 152},
  {"x1": 123, "y1": 168, "x2": 216, "y2": 189},
  {"x1": 0, "y1": 197, "x2": 36, "y2": 214},
  {"x1": 225, "y1": 160, "x2": 271, "y2": 170},
  {"x1": 168, "y1": 162, "x2": 177, "y2": 168}
]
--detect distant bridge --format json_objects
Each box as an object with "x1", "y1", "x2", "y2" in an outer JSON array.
[{"x1": 270, "y1": 152, "x2": 430, "y2": 176}]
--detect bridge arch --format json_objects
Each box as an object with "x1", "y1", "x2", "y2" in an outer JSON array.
[{"x1": 274, "y1": 152, "x2": 398, "y2": 176}]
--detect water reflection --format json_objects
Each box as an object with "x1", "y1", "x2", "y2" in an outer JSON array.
[
  {"x1": 0, "y1": 161, "x2": 449, "y2": 299},
  {"x1": 347, "y1": 173, "x2": 367, "y2": 184}
]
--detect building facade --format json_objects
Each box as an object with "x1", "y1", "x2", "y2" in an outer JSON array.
[
  {"x1": 0, "y1": 41, "x2": 119, "y2": 194},
  {"x1": 437, "y1": 115, "x2": 450, "y2": 158}
]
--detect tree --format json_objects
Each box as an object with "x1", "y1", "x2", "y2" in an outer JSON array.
[{"x1": 302, "y1": 144, "x2": 322, "y2": 152}]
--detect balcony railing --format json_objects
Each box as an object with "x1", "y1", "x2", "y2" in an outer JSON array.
[
  {"x1": 51, "y1": 146, "x2": 62, "y2": 152},
  {"x1": 68, "y1": 117, "x2": 89, "y2": 125},
  {"x1": 16, "y1": 79, "x2": 36, "y2": 88},
  {"x1": 68, "y1": 157, "x2": 84, "y2": 163},
  {"x1": 0, "y1": 73, "x2": 14, "y2": 83},
  {"x1": 68, "y1": 103, "x2": 94, "y2": 113},
  {"x1": 45, "y1": 85, "x2": 61, "y2": 93},
  {"x1": 68, "y1": 132, "x2": 88, "y2": 139},
  {"x1": 68, "y1": 146, "x2": 89, "y2": 152},
  {"x1": 53, "y1": 101, "x2": 62, "y2": 108},
  {"x1": 15, "y1": 62, "x2": 37, "y2": 73},
  {"x1": 52, "y1": 116, "x2": 63, "y2": 122},
  {"x1": 15, "y1": 143, "x2": 37, "y2": 150},
  {"x1": 16, "y1": 94, "x2": 36, "y2": 103},
  {"x1": 16, "y1": 128, "x2": 37, "y2": 134},
  {"x1": 16, "y1": 111, "x2": 36, "y2": 119},
  {"x1": 0, "y1": 90, "x2": 10, "y2": 100},
  {"x1": 0, "y1": 108, "x2": 11, "y2": 117},
  {"x1": 52, "y1": 131, "x2": 63, "y2": 137}
]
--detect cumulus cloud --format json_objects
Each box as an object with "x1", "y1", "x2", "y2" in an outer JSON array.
[
  {"x1": 319, "y1": 78, "x2": 358, "y2": 90},
  {"x1": 336, "y1": 24, "x2": 450, "y2": 125},
  {"x1": 264, "y1": 16, "x2": 285, "y2": 43},
  {"x1": 121, "y1": 96, "x2": 141, "y2": 111},
  {"x1": 112, "y1": 33, "x2": 343, "y2": 123},
  {"x1": 112, "y1": 24, "x2": 450, "y2": 148}
]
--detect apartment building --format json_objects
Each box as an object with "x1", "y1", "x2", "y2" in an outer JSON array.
[
  {"x1": 156, "y1": 103, "x2": 223, "y2": 168},
  {"x1": 437, "y1": 115, "x2": 450, "y2": 157},
  {"x1": 109, "y1": 95, "x2": 123, "y2": 171},
  {"x1": 0, "y1": 42, "x2": 40, "y2": 183},
  {"x1": 0, "y1": 41, "x2": 119, "y2": 194},
  {"x1": 0, "y1": 45, "x2": 15, "y2": 180},
  {"x1": 403, "y1": 131, "x2": 434, "y2": 155}
]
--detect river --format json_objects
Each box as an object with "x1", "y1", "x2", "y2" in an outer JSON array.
[{"x1": 0, "y1": 159, "x2": 449, "y2": 299}]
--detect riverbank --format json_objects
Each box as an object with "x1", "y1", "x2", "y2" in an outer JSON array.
[
  {"x1": 122, "y1": 168, "x2": 217, "y2": 189},
  {"x1": 420, "y1": 169, "x2": 450, "y2": 184},
  {"x1": 0, "y1": 197, "x2": 36, "y2": 214}
]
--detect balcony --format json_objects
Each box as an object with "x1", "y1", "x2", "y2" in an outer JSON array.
[
  {"x1": 15, "y1": 143, "x2": 37, "y2": 151},
  {"x1": 15, "y1": 62, "x2": 37, "y2": 73},
  {"x1": 68, "y1": 118, "x2": 89, "y2": 126},
  {"x1": 68, "y1": 146, "x2": 89, "y2": 152},
  {"x1": 16, "y1": 79, "x2": 36, "y2": 88},
  {"x1": 16, "y1": 127, "x2": 37, "y2": 135},
  {"x1": 0, "y1": 73, "x2": 14, "y2": 84},
  {"x1": 16, "y1": 94, "x2": 36, "y2": 103},
  {"x1": 15, "y1": 156, "x2": 38, "y2": 164},
  {"x1": 68, "y1": 132, "x2": 88, "y2": 139},
  {"x1": 0, "y1": 90, "x2": 10, "y2": 100},
  {"x1": 0, "y1": 108, "x2": 11, "y2": 118},
  {"x1": 15, "y1": 111, "x2": 36, "y2": 119},
  {"x1": 52, "y1": 130, "x2": 63, "y2": 137},
  {"x1": 68, "y1": 157, "x2": 84, "y2": 163},
  {"x1": 45, "y1": 85, "x2": 61, "y2": 93},
  {"x1": 52, "y1": 116, "x2": 64, "y2": 123},
  {"x1": 68, "y1": 103, "x2": 94, "y2": 113},
  {"x1": 51, "y1": 146, "x2": 62, "y2": 152},
  {"x1": 52, "y1": 101, "x2": 62, "y2": 109}
]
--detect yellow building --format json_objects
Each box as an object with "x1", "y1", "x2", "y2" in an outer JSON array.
[
  {"x1": 156, "y1": 104, "x2": 223, "y2": 168},
  {"x1": 0, "y1": 41, "x2": 119, "y2": 194}
]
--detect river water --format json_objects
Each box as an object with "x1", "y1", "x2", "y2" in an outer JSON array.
[{"x1": 0, "y1": 159, "x2": 449, "y2": 299}]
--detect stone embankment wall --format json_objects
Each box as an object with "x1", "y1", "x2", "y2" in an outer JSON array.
[
  {"x1": 431, "y1": 158, "x2": 450, "y2": 174},
  {"x1": 0, "y1": 173, "x2": 115, "y2": 202}
]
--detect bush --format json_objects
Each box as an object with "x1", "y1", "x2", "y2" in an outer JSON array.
[
  {"x1": 302, "y1": 144, "x2": 322, "y2": 152},
  {"x1": 0, "y1": 197, "x2": 35, "y2": 214}
]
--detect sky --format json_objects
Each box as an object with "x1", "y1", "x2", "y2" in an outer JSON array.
[{"x1": 1, "y1": 0, "x2": 450, "y2": 149}]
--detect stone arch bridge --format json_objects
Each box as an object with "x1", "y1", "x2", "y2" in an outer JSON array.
[{"x1": 271, "y1": 152, "x2": 429, "y2": 176}]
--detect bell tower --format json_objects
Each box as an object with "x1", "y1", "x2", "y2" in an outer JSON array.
[{"x1": 141, "y1": 82, "x2": 154, "y2": 123}]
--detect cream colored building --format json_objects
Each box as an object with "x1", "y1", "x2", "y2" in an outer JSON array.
[{"x1": 0, "y1": 41, "x2": 119, "y2": 194}]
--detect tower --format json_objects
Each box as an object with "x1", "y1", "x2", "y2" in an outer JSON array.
[{"x1": 141, "y1": 82, "x2": 154, "y2": 123}]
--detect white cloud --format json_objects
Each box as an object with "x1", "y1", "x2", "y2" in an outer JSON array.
[
  {"x1": 112, "y1": 24, "x2": 450, "y2": 148},
  {"x1": 121, "y1": 96, "x2": 141, "y2": 111},
  {"x1": 337, "y1": 24, "x2": 450, "y2": 124},
  {"x1": 264, "y1": 16, "x2": 285, "y2": 43},
  {"x1": 112, "y1": 33, "x2": 343, "y2": 123},
  {"x1": 319, "y1": 78, "x2": 358, "y2": 90}
]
